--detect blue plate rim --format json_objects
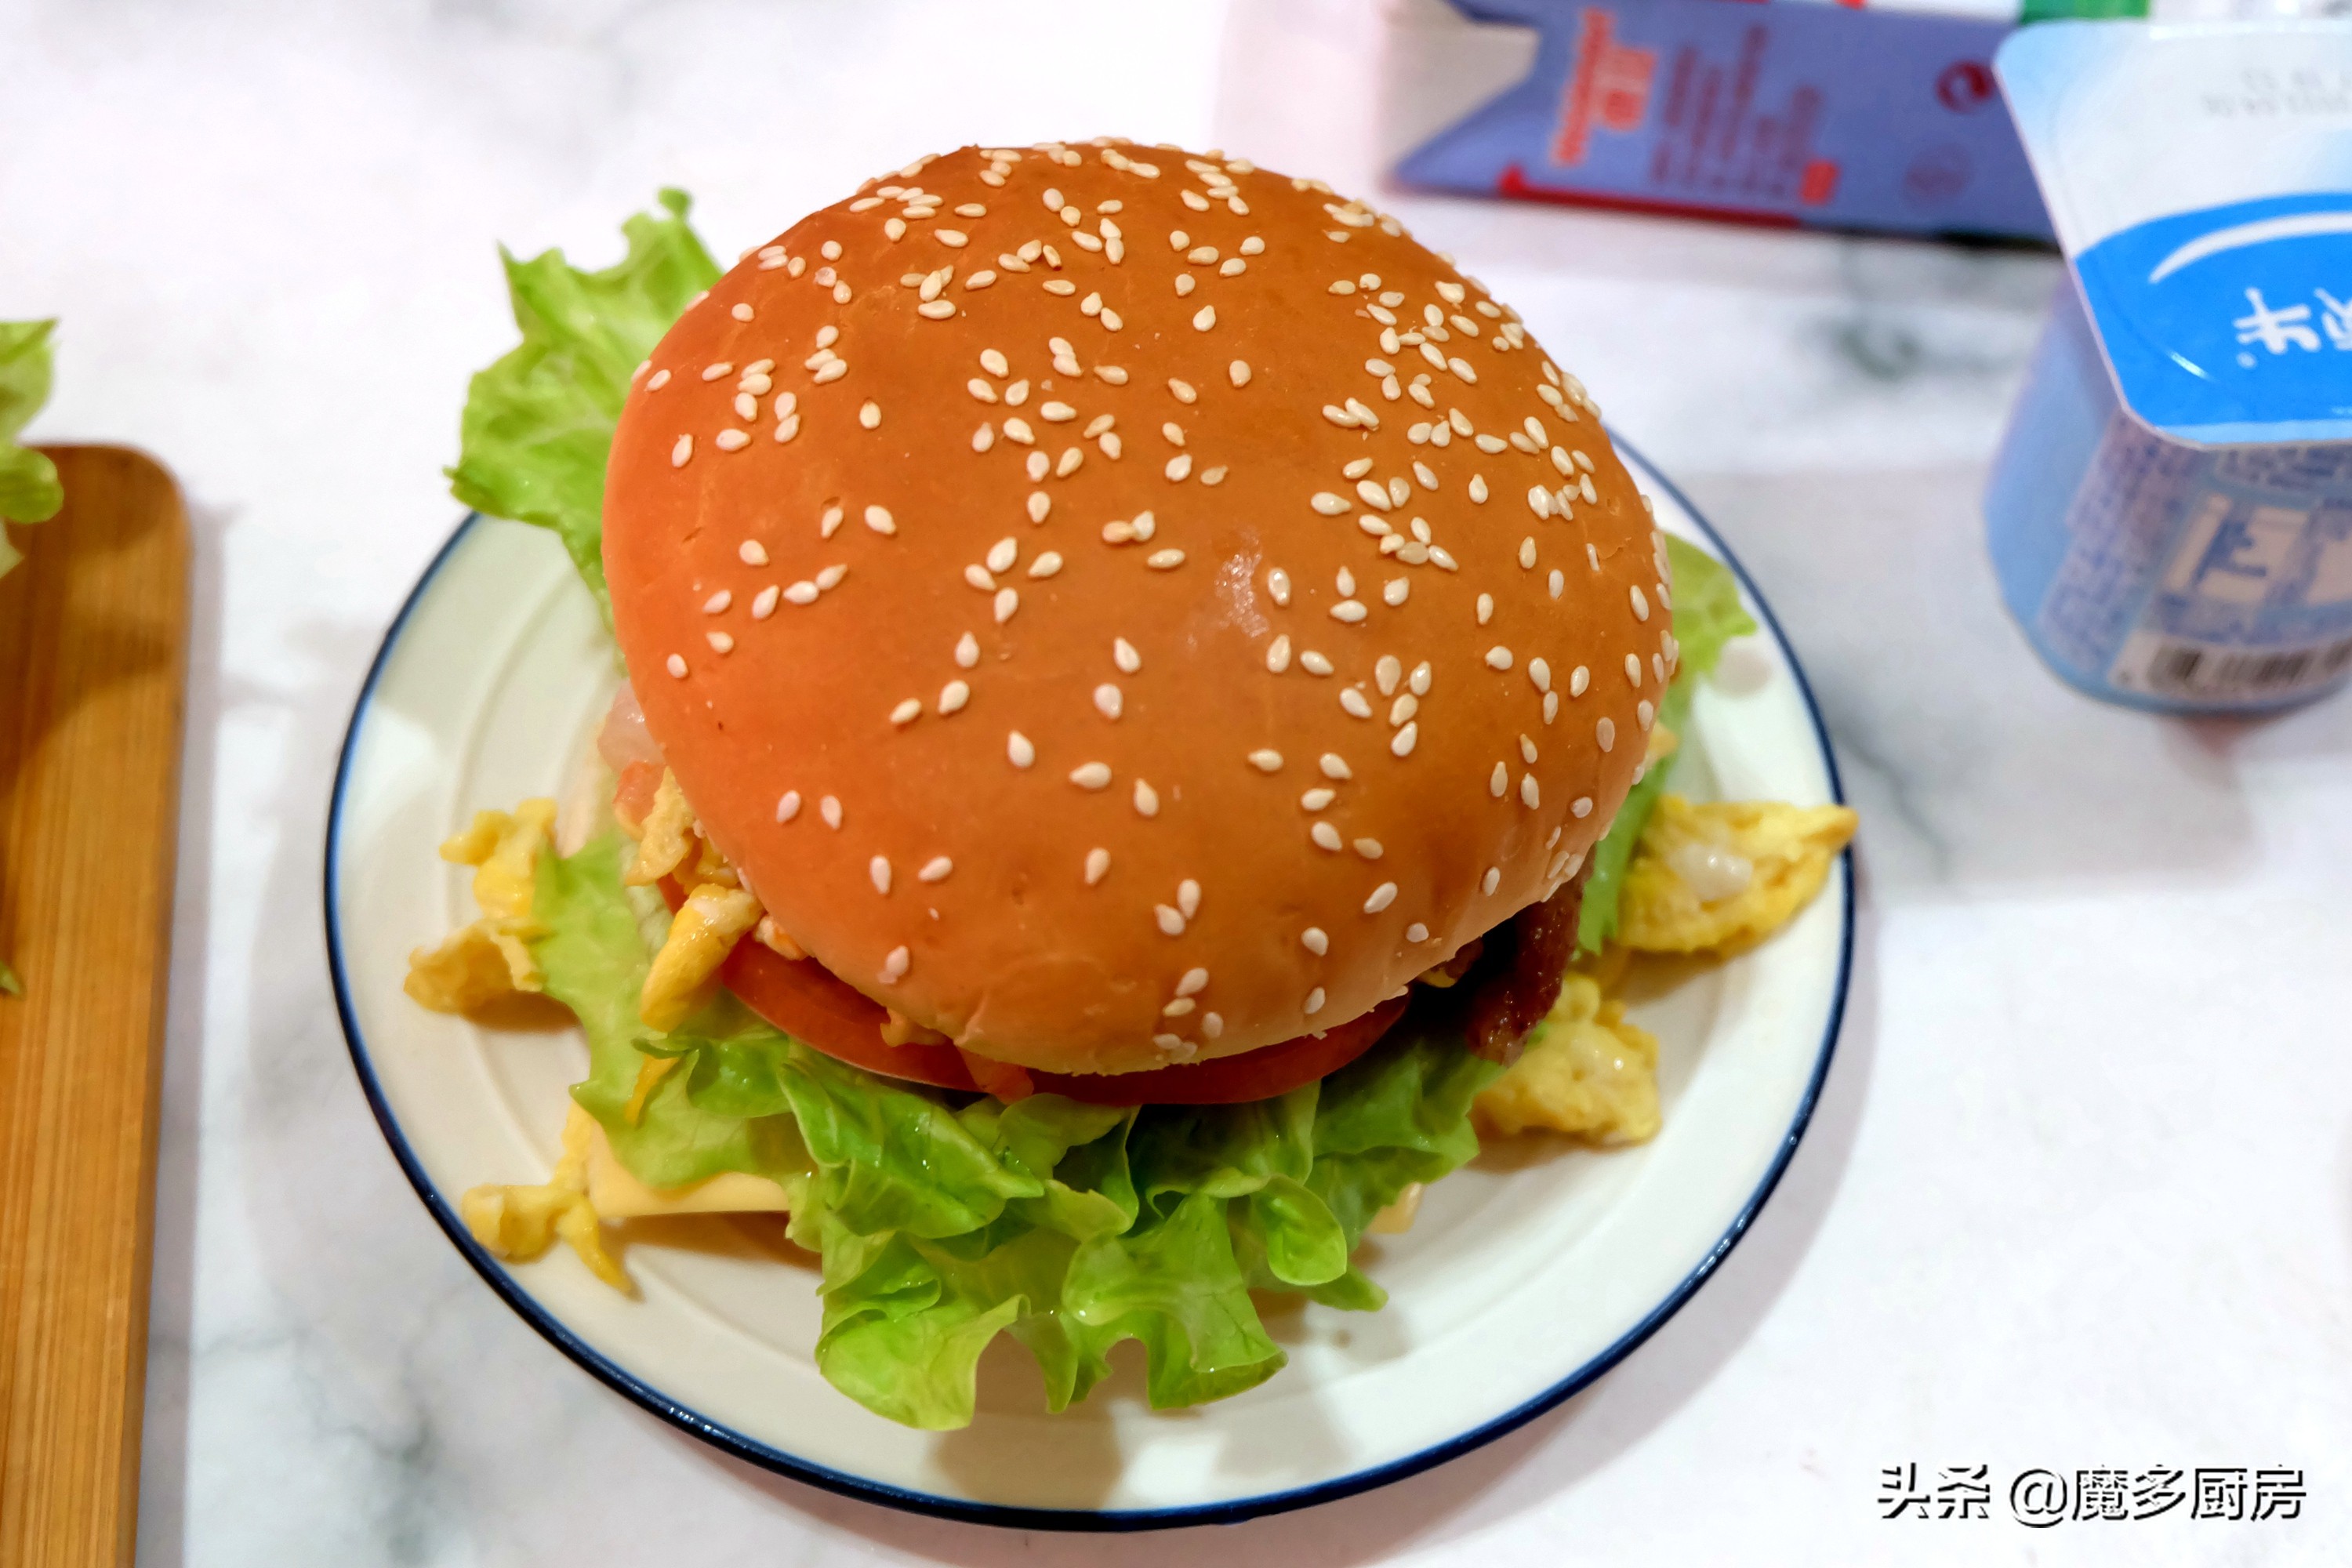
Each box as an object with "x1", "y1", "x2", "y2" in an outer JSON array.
[{"x1": 323, "y1": 437, "x2": 1853, "y2": 1532}]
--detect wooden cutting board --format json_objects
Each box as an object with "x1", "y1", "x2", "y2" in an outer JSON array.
[{"x1": 0, "y1": 447, "x2": 188, "y2": 1568}]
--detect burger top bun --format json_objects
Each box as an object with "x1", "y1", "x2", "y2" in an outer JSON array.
[{"x1": 604, "y1": 140, "x2": 1675, "y2": 1076}]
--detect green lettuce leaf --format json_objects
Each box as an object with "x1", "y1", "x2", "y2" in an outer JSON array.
[
  {"x1": 1578, "y1": 534, "x2": 1759, "y2": 952},
  {"x1": 525, "y1": 833, "x2": 1498, "y2": 1429},
  {"x1": 448, "y1": 191, "x2": 718, "y2": 619},
  {"x1": 0, "y1": 319, "x2": 64, "y2": 580}
]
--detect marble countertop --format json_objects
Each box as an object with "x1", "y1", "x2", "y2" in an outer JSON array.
[{"x1": 9, "y1": 1, "x2": 2348, "y2": 1563}]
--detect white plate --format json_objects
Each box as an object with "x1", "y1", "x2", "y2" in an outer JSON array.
[{"x1": 326, "y1": 445, "x2": 1851, "y2": 1529}]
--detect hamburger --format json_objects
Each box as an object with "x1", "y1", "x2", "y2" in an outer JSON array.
[{"x1": 407, "y1": 142, "x2": 1788, "y2": 1432}]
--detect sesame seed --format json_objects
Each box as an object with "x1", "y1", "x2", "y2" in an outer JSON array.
[
  {"x1": 1133, "y1": 780, "x2": 1160, "y2": 816},
  {"x1": 1070, "y1": 761, "x2": 1113, "y2": 789},
  {"x1": 1520, "y1": 775, "x2": 1540, "y2": 808},
  {"x1": 1085, "y1": 848, "x2": 1111, "y2": 885},
  {"x1": 1241, "y1": 236, "x2": 1265, "y2": 255},
  {"x1": 1490, "y1": 761, "x2": 1508, "y2": 797},
  {"x1": 671, "y1": 435, "x2": 693, "y2": 467},
  {"x1": 1391, "y1": 722, "x2": 1417, "y2": 756},
  {"x1": 1267, "y1": 568, "x2": 1292, "y2": 605},
  {"x1": 1319, "y1": 753, "x2": 1352, "y2": 779},
  {"x1": 994, "y1": 587, "x2": 1019, "y2": 622},
  {"x1": 971, "y1": 424, "x2": 995, "y2": 452},
  {"x1": 1406, "y1": 922, "x2": 1430, "y2": 943},
  {"x1": 777, "y1": 791, "x2": 801, "y2": 823},
  {"x1": 1572, "y1": 796, "x2": 1594, "y2": 818},
  {"x1": 1093, "y1": 683, "x2": 1123, "y2": 720},
  {"x1": 814, "y1": 359, "x2": 849, "y2": 383},
  {"x1": 1266, "y1": 634, "x2": 1293, "y2": 673},
  {"x1": 1146, "y1": 549, "x2": 1185, "y2": 569},
  {"x1": 865, "y1": 505, "x2": 896, "y2": 535},
  {"x1": 1340, "y1": 688, "x2": 1372, "y2": 719},
  {"x1": 1028, "y1": 551, "x2": 1063, "y2": 579},
  {"x1": 1301, "y1": 788, "x2": 1335, "y2": 811},
  {"x1": 739, "y1": 539, "x2": 769, "y2": 565},
  {"x1": 1364, "y1": 882, "x2": 1398, "y2": 914},
  {"x1": 785, "y1": 581, "x2": 818, "y2": 605},
  {"x1": 938, "y1": 679, "x2": 970, "y2": 714},
  {"x1": 1114, "y1": 637, "x2": 1142, "y2": 673},
  {"x1": 702, "y1": 589, "x2": 732, "y2": 614},
  {"x1": 878, "y1": 946, "x2": 909, "y2": 984},
  {"x1": 1486, "y1": 646, "x2": 1513, "y2": 670},
  {"x1": 1312, "y1": 822, "x2": 1343, "y2": 851},
  {"x1": 1476, "y1": 593, "x2": 1494, "y2": 625},
  {"x1": 1519, "y1": 538, "x2": 1537, "y2": 569},
  {"x1": 1382, "y1": 579, "x2": 1409, "y2": 606},
  {"x1": 1164, "y1": 455, "x2": 1192, "y2": 482},
  {"x1": 702, "y1": 362, "x2": 735, "y2": 382},
  {"x1": 1596, "y1": 717, "x2": 1616, "y2": 751},
  {"x1": 955, "y1": 632, "x2": 980, "y2": 669},
  {"x1": 1570, "y1": 664, "x2": 1590, "y2": 696},
  {"x1": 1156, "y1": 906, "x2": 1186, "y2": 936},
  {"x1": 1229, "y1": 360, "x2": 1251, "y2": 387},
  {"x1": 820, "y1": 795, "x2": 842, "y2": 829},
  {"x1": 1527, "y1": 486, "x2": 1552, "y2": 520},
  {"x1": 1178, "y1": 879, "x2": 1201, "y2": 917},
  {"x1": 1301, "y1": 650, "x2": 1334, "y2": 676},
  {"x1": 1631, "y1": 586, "x2": 1650, "y2": 621},
  {"x1": 1163, "y1": 999, "x2": 1196, "y2": 1018},
  {"x1": 1544, "y1": 691, "x2": 1560, "y2": 722},
  {"x1": 1520, "y1": 734, "x2": 1539, "y2": 764},
  {"x1": 1007, "y1": 731, "x2": 1036, "y2": 768},
  {"x1": 1303, "y1": 986, "x2": 1328, "y2": 1017},
  {"x1": 647, "y1": 368, "x2": 672, "y2": 390},
  {"x1": 1639, "y1": 699, "x2": 1656, "y2": 730},
  {"x1": 890, "y1": 698, "x2": 920, "y2": 725},
  {"x1": 666, "y1": 653, "x2": 688, "y2": 678},
  {"x1": 1410, "y1": 660, "x2": 1431, "y2": 694},
  {"x1": 1040, "y1": 401, "x2": 1076, "y2": 423},
  {"x1": 1192, "y1": 305, "x2": 1216, "y2": 332},
  {"x1": 1330, "y1": 600, "x2": 1367, "y2": 623},
  {"x1": 1354, "y1": 838, "x2": 1383, "y2": 860},
  {"x1": 1176, "y1": 967, "x2": 1209, "y2": 998},
  {"x1": 885, "y1": 217, "x2": 906, "y2": 241},
  {"x1": 1624, "y1": 652, "x2": 1642, "y2": 685},
  {"x1": 1249, "y1": 749, "x2": 1283, "y2": 772},
  {"x1": 870, "y1": 856, "x2": 893, "y2": 894}
]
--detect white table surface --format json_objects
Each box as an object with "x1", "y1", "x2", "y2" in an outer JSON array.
[{"x1": 8, "y1": 1, "x2": 2348, "y2": 1563}]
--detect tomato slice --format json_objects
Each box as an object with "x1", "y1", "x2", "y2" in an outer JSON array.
[{"x1": 659, "y1": 879, "x2": 1404, "y2": 1104}]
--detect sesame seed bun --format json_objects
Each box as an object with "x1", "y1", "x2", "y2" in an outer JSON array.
[{"x1": 602, "y1": 140, "x2": 1674, "y2": 1076}]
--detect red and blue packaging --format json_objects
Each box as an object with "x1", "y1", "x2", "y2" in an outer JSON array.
[{"x1": 1394, "y1": 0, "x2": 2056, "y2": 242}]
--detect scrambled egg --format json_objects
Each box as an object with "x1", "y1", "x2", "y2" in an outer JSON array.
[
  {"x1": 1472, "y1": 791, "x2": 1854, "y2": 1145},
  {"x1": 1618, "y1": 796, "x2": 1859, "y2": 955},
  {"x1": 624, "y1": 770, "x2": 695, "y2": 886},
  {"x1": 460, "y1": 1103, "x2": 633, "y2": 1292},
  {"x1": 1474, "y1": 975, "x2": 1661, "y2": 1142},
  {"x1": 639, "y1": 880, "x2": 761, "y2": 1031},
  {"x1": 404, "y1": 800, "x2": 556, "y2": 1014}
]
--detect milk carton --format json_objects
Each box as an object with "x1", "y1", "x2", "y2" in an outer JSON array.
[{"x1": 1987, "y1": 21, "x2": 2352, "y2": 711}]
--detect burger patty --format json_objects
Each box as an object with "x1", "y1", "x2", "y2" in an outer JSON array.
[{"x1": 1464, "y1": 866, "x2": 1590, "y2": 1068}]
